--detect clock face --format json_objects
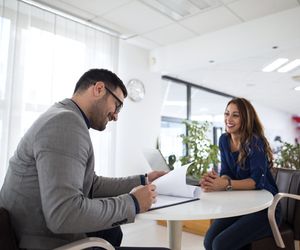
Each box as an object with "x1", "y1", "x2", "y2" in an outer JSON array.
[{"x1": 127, "y1": 79, "x2": 145, "y2": 102}]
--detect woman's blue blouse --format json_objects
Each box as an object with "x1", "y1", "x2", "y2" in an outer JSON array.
[{"x1": 219, "y1": 133, "x2": 278, "y2": 195}]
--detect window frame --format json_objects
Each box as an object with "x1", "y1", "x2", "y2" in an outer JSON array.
[{"x1": 160, "y1": 75, "x2": 235, "y2": 159}]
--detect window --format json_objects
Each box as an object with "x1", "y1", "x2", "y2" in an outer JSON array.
[
  {"x1": 160, "y1": 76, "x2": 233, "y2": 161},
  {"x1": 0, "y1": 0, "x2": 118, "y2": 186},
  {"x1": 160, "y1": 80, "x2": 187, "y2": 161},
  {"x1": 161, "y1": 80, "x2": 187, "y2": 119},
  {"x1": 160, "y1": 119, "x2": 186, "y2": 160},
  {"x1": 191, "y1": 86, "x2": 231, "y2": 143}
]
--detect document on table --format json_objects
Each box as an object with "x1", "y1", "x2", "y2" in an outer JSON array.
[{"x1": 149, "y1": 164, "x2": 201, "y2": 210}]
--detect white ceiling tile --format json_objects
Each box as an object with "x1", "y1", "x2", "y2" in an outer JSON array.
[
  {"x1": 35, "y1": 0, "x2": 96, "y2": 20},
  {"x1": 143, "y1": 24, "x2": 196, "y2": 46},
  {"x1": 179, "y1": 6, "x2": 241, "y2": 35},
  {"x1": 213, "y1": 57, "x2": 269, "y2": 72},
  {"x1": 60, "y1": 0, "x2": 132, "y2": 16},
  {"x1": 102, "y1": 1, "x2": 173, "y2": 34},
  {"x1": 227, "y1": 0, "x2": 300, "y2": 21},
  {"x1": 220, "y1": 0, "x2": 240, "y2": 4},
  {"x1": 126, "y1": 36, "x2": 160, "y2": 50},
  {"x1": 92, "y1": 16, "x2": 133, "y2": 36}
]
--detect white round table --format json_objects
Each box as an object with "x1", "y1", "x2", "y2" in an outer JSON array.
[{"x1": 137, "y1": 190, "x2": 273, "y2": 250}]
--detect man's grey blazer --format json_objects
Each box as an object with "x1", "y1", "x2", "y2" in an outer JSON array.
[{"x1": 0, "y1": 99, "x2": 142, "y2": 250}]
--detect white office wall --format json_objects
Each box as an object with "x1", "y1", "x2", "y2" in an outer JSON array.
[
  {"x1": 116, "y1": 40, "x2": 163, "y2": 176},
  {"x1": 254, "y1": 102, "x2": 298, "y2": 145}
]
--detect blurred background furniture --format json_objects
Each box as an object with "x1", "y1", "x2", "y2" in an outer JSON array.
[
  {"x1": 0, "y1": 207, "x2": 115, "y2": 250},
  {"x1": 250, "y1": 168, "x2": 300, "y2": 250},
  {"x1": 0, "y1": 207, "x2": 19, "y2": 250}
]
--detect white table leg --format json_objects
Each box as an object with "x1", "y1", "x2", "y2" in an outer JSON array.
[
  {"x1": 167, "y1": 220, "x2": 182, "y2": 250},
  {"x1": 295, "y1": 240, "x2": 299, "y2": 250}
]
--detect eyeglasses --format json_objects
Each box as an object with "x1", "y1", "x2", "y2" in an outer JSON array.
[{"x1": 105, "y1": 86, "x2": 123, "y2": 114}]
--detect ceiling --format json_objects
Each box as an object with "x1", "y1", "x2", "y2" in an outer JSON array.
[{"x1": 31, "y1": 0, "x2": 300, "y2": 116}]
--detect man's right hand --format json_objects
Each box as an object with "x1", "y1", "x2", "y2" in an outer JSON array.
[{"x1": 130, "y1": 184, "x2": 157, "y2": 213}]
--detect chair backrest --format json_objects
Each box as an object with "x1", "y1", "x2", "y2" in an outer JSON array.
[
  {"x1": 0, "y1": 207, "x2": 19, "y2": 250},
  {"x1": 274, "y1": 168, "x2": 300, "y2": 240}
]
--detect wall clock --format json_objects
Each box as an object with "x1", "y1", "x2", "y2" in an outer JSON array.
[{"x1": 127, "y1": 79, "x2": 145, "y2": 102}]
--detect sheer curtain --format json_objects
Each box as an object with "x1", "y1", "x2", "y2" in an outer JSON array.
[{"x1": 0, "y1": 0, "x2": 119, "y2": 186}]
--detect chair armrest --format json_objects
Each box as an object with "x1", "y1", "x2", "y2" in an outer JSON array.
[
  {"x1": 268, "y1": 192, "x2": 300, "y2": 248},
  {"x1": 53, "y1": 237, "x2": 115, "y2": 250}
]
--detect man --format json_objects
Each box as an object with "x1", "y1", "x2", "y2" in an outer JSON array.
[{"x1": 0, "y1": 69, "x2": 168, "y2": 250}]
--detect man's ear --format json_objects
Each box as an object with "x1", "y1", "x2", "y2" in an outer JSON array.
[{"x1": 93, "y1": 81, "x2": 105, "y2": 97}]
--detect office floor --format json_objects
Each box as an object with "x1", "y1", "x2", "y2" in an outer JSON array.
[{"x1": 121, "y1": 218, "x2": 205, "y2": 250}]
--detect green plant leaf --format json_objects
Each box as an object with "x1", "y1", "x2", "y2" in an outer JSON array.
[
  {"x1": 180, "y1": 120, "x2": 220, "y2": 178},
  {"x1": 274, "y1": 141, "x2": 300, "y2": 170}
]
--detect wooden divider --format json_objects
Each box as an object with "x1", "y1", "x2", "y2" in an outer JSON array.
[{"x1": 157, "y1": 220, "x2": 212, "y2": 236}]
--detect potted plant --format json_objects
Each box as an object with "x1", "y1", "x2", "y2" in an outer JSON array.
[
  {"x1": 180, "y1": 120, "x2": 220, "y2": 183},
  {"x1": 275, "y1": 139, "x2": 300, "y2": 170},
  {"x1": 157, "y1": 120, "x2": 220, "y2": 235}
]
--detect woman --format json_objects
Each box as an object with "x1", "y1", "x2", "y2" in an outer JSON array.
[{"x1": 200, "y1": 97, "x2": 280, "y2": 250}]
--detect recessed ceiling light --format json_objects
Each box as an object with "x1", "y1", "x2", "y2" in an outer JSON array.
[
  {"x1": 294, "y1": 86, "x2": 300, "y2": 91},
  {"x1": 141, "y1": 0, "x2": 197, "y2": 20},
  {"x1": 262, "y1": 58, "x2": 289, "y2": 72},
  {"x1": 141, "y1": 0, "x2": 220, "y2": 20},
  {"x1": 277, "y1": 59, "x2": 300, "y2": 73}
]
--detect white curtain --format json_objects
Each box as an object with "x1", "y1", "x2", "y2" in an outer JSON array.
[{"x1": 0, "y1": 0, "x2": 119, "y2": 186}]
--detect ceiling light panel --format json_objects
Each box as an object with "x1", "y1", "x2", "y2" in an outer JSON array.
[
  {"x1": 156, "y1": 0, "x2": 199, "y2": 16},
  {"x1": 190, "y1": 0, "x2": 221, "y2": 10},
  {"x1": 141, "y1": 0, "x2": 221, "y2": 20},
  {"x1": 277, "y1": 59, "x2": 300, "y2": 73},
  {"x1": 262, "y1": 58, "x2": 289, "y2": 72}
]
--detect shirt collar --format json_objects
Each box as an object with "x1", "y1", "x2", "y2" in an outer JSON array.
[{"x1": 71, "y1": 99, "x2": 91, "y2": 129}]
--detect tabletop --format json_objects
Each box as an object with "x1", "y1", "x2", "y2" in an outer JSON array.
[{"x1": 137, "y1": 190, "x2": 274, "y2": 221}]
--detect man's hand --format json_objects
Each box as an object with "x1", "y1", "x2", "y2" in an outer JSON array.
[
  {"x1": 130, "y1": 184, "x2": 157, "y2": 213},
  {"x1": 147, "y1": 171, "x2": 167, "y2": 183}
]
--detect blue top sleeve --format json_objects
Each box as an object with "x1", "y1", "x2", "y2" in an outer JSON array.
[{"x1": 247, "y1": 137, "x2": 267, "y2": 189}]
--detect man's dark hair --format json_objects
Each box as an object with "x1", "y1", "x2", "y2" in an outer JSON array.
[{"x1": 73, "y1": 68, "x2": 127, "y2": 97}]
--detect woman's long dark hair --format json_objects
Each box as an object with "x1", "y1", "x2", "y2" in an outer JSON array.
[{"x1": 226, "y1": 98, "x2": 273, "y2": 168}]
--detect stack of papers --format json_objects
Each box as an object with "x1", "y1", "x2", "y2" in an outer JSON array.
[{"x1": 150, "y1": 164, "x2": 201, "y2": 210}]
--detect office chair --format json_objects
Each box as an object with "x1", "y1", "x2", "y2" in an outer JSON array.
[
  {"x1": 0, "y1": 207, "x2": 115, "y2": 250},
  {"x1": 250, "y1": 168, "x2": 300, "y2": 250}
]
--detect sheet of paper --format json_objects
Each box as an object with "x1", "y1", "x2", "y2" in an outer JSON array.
[
  {"x1": 152, "y1": 164, "x2": 200, "y2": 198},
  {"x1": 150, "y1": 164, "x2": 201, "y2": 210}
]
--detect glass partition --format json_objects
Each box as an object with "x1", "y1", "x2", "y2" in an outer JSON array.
[
  {"x1": 191, "y1": 87, "x2": 231, "y2": 142},
  {"x1": 161, "y1": 80, "x2": 187, "y2": 119},
  {"x1": 160, "y1": 76, "x2": 234, "y2": 161}
]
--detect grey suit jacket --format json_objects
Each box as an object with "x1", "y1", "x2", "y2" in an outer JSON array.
[{"x1": 0, "y1": 99, "x2": 141, "y2": 250}]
